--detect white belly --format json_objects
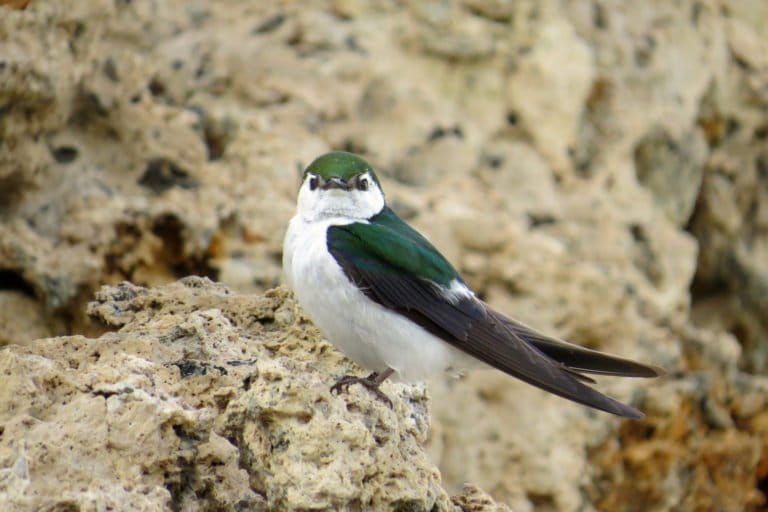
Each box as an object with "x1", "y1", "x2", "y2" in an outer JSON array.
[{"x1": 283, "y1": 215, "x2": 477, "y2": 382}]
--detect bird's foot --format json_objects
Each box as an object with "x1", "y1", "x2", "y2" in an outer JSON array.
[{"x1": 330, "y1": 369, "x2": 394, "y2": 407}]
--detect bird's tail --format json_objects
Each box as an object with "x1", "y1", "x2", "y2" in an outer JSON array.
[{"x1": 492, "y1": 313, "x2": 664, "y2": 378}]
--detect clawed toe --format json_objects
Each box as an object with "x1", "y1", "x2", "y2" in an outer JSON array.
[
  {"x1": 330, "y1": 376, "x2": 359, "y2": 395},
  {"x1": 330, "y1": 371, "x2": 394, "y2": 407}
]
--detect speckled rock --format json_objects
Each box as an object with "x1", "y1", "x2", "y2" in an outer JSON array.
[{"x1": 0, "y1": 278, "x2": 509, "y2": 511}]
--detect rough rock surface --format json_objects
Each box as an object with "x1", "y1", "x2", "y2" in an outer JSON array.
[
  {"x1": 0, "y1": 278, "x2": 510, "y2": 511},
  {"x1": 1, "y1": 0, "x2": 767, "y2": 510}
]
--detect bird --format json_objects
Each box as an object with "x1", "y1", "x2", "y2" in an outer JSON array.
[{"x1": 282, "y1": 151, "x2": 662, "y2": 418}]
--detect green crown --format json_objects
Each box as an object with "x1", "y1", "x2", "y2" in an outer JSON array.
[{"x1": 304, "y1": 151, "x2": 380, "y2": 186}]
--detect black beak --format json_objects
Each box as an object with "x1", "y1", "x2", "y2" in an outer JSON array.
[{"x1": 321, "y1": 176, "x2": 350, "y2": 191}]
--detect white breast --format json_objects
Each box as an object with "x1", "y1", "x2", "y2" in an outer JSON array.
[{"x1": 282, "y1": 215, "x2": 479, "y2": 382}]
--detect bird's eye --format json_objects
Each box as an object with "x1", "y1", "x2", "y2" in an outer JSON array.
[
  {"x1": 357, "y1": 177, "x2": 369, "y2": 191},
  {"x1": 308, "y1": 175, "x2": 319, "y2": 190}
]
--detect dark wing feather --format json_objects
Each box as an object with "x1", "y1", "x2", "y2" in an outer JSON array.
[
  {"x1": 468, "y1": 306, "x2": 654, "y2": 417},
  {"x1": 327, "y1": 212, "x2": 656, "y2": 419},
  {"x1": 492, "y1": 314, "x2": 663, "y2": 378}
]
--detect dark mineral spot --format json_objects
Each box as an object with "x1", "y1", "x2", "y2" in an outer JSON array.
[
  {"x1": 527, "y1": 212, "x2": 558, "y2": 228},
  {"x1": 51, "y1": 146, "x2": 79, "y2": 164},
  {"x1": 103, "y1": 57, "x2": 119, "y2": 82},
  {"x1": 253, "y1": 13, "x2": 285, "y2": 34},
  {"x1": 138, "y1": 158, "x2": 198, "y2": 193},
  {"x1": 148, "y1": 78, "x2": 166, "y2": 97},
  {"x1": 427, "y1": 125, "x2": 464, "y2": 142},
  {"x1": 484, "y1": 154, "x2": 504, "y2": 169},
  {"x1": 345, "y1": 35, "x2": 366, "y2": 54},
  {"x1": 171, "y1": 359, "x2": 227, "y2": 378},
  {"x1": 203, "y1": 128, "x2": 226, "y2": 160},
  {"x1": 227, "y1": 359, "x2": 258, "y2": 367}
]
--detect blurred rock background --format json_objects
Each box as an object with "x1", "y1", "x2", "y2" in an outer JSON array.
[{"x1": 0, "y1": 0, "x2": 766, "y2": 510}]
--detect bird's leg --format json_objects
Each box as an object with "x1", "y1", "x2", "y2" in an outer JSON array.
[{"x1": 330, "y1": 368, "x2": 395, "y2": 407}]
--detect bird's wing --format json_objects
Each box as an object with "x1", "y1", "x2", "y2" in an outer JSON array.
[
  {"x1": 327, "y1": 209, "x2": 655, "y2": 419},
  {"x1": 492, "y1": 314, "x2": 663, "y2": 378}
]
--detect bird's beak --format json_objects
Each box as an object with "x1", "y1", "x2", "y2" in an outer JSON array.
[{"x1": 321, "y1": 177, "x2": 350, "y2": 191}]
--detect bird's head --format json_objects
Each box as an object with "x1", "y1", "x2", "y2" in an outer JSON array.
[{"x1": 296, "y1": 151, "x2": 385, "y2": 222}]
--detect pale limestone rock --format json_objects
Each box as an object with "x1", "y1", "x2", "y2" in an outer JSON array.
[
  {"x1": 0, "y1": 0, "x2": 114, "y2": 138},
  {"x1": 0, "y1": 278, "x2": 506, "y2": 511},
  {"x1": 505, "y1": 5, "x2": 595, "y2": 175},
  {"x1": 406, "y1": 1, "x2": 496, "y2": 61},
  {"x1": 634, "y1": 127, "x2": 709, "y2": 226},
  {"x1": 0, "y1": 291, "x2": 57, "y2": 346},
  {"x1": 461, "y1": 0, "x2": 515, "y2": 22}
]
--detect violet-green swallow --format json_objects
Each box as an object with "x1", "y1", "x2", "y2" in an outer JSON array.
[{"x1": 283, "y1": 151, "x2": 661, "y2": 418}]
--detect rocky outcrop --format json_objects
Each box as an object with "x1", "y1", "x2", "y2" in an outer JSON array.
[
  {"x1": 0, "y1": 278, "x2": 510, "y2": 511},
  {"x1": 1, "y1": 0, "x2": 767, "y2": 510}
]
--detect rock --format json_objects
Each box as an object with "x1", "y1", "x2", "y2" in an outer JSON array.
[
  {"x1": 505, "y1": 5, "x2": 595, "y2": 175},
  {"x1": 587, "y1": 373, "x2": 767, "y2": 511},
  {"x1": 0, "y1": 0, "x2": 113, "y2": 138},
  {"x1": 0, "y1": 279, "x2": 505, "y2": 511},
  {"x1": 634, "y1": 127, "x2": 709, "y2": 226},
  {"x1": 0, "y1": 290, "x2": 58, "y2": 346},
  {"x1": 406, "y1": 2, "x2": 496, "y2": 61},
  {"x1": 686, "y1": 2, "x2": 768, "y2": 372},
  {"x1": 452, "y1": 484, "x2": 513, "y2": 511},
  {"x1": 461, "y1": 0, "x2": 515, "y2": 22}
]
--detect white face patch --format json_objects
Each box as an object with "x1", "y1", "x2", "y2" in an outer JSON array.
[{"x1": 297, "y1": 171, "x2": 385, "y2": 222}]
